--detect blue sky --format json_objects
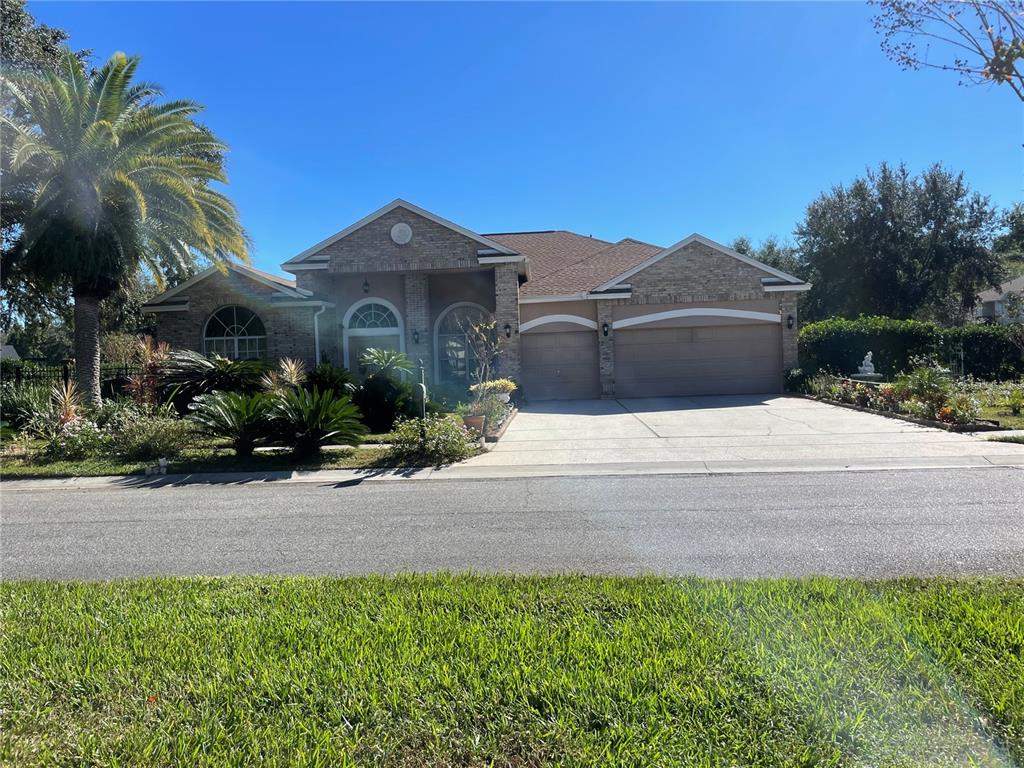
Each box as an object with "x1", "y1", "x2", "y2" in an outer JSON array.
[{"x1": 31, "y1": 1, "x2": 1023, "y2": 274}]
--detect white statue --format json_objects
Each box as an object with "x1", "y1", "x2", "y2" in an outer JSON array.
[{"x1": 858, "y1": 352, "x2": 875, "y2": 375}]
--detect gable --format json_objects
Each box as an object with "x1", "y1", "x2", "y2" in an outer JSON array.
[
  {"x1": 142, "y1": 263, "x2": 307, "y2": 313},
  {"x1": 282, "y1": 199, "x2": 520, "y2": 273}
]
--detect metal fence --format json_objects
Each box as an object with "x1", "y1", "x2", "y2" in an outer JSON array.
[{"x1": 2, "y1": 361, "x2": 141, "y2": 388}]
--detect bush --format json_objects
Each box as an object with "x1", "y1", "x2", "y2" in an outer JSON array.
[
  {"x1": 272, "y1": 388, "x2": 367, "y2": 457},
  {"x1": 189, "y1": 391, "x2": 275, "y2": 457},
  {"x1": 799, "y1": 316, "x2": 1024, "y2": 380},
  {"x1": 160, "y1": 350, "x2": 265, "y2": 407},
  {"x1": 305, "y1": 363, "x2": 356, "y2": 398},
  {"x1": 893, "y1": 366, "x2": 952, "y2": 418},
  {"x1": 40, "y1": 420, "x2": 106, "y2": 461},
  {"x1": 469, "y1": 378, "x2": 517, "y2": 396},
  {"x1": 0, "y1": 382, "x2": 50, "y2": 430},
  {"x1": 387, "y1": 415, "x2": 478, "y2": 466},
  {"x1": 784, "y1": 368, "x2": 808, "y2": 393},
  {"x1": 106, "y1": 417, "x2": 196, "y2": 461},
  {"x1": 352, "y1": 374, "x2": 416, "y2": 433}
]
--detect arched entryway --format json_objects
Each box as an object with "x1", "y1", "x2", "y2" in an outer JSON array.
[
  {"x1": 433, "y1": 302, "x2": 491, "y2": 386},
  {"x1": 343, "y1": 298, "x2": 404, "y2": 375}
]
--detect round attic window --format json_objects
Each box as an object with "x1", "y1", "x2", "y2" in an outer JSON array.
[{"x1": 390, "y1": 222, "x2": 412, "y2": 245}]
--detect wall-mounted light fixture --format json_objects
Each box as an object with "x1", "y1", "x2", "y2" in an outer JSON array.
[
  {"x1": 786, "y1": 314, "x2": 795, "y2": 329},
  {"x1": 602, "y1": 322, "x2": 610, "y2": 337},
  {"x1": 504, "y1": 323, "x2": 512, "y2": 338},
  {"x1": 362, "y1": 279, "x2": 370, "y2": 294},
  {"x1": 412, "y1": 329, "x2": 420, "y2": 344}
]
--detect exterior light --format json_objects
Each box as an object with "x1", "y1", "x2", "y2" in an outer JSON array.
[
  {"x1": 412, "y1": 329, "x2": 420, "y2": 344},
  {"x1": 786, "y1": 314, "x2": 795, "y2": 329},
  {"x1": 504, "y1": 323, "x2": 512, "y2": 338},
  {"x1": 362, "y1": 279, "x2": 370, "y2": 294},
  {"x1": 602, "y1": 322, "x2": 610, "y2": 337}
]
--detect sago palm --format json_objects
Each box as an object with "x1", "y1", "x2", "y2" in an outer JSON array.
[{"x1": 1, "y1": 50, "x2": 248, "y2": 403}]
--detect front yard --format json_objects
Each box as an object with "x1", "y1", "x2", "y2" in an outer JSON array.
[{"x1": 2, "y1": 576, "x2": 1021, "y2": 767}]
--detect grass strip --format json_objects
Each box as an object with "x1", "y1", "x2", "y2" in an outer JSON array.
[{"x1": 1, "y1": 576, "x2": 1021, "y2": 767}]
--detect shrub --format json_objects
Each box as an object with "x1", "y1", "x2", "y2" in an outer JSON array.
[
  {"x1": 359, "y1": 348, "x2": 414, "y2": 379},
  {"x1": 160, "y1": 350, "x2": 265, "y2": 406},
  {"x1": 260, "y1": 358, "x2": 307, "y2": 394},
  {"x1": 272, "y1": 388, "x2": 367, "y2": 457},
  {"x1": 0, "y1": 382, "x2": 50, "y2": 430},
  {"x1": 387, "y1": 415, "x2": 477, "y2": 466},
  {"x1": 352, "y1": 374, "x2": 415, "y2": 433},
  {"x1": 784, "y1": 368, "x2": 809, "y2": 393},
  {"x1": 893, "y1": 366, "x2": 951, "y2": 417},
  {"x1": 475, "y1": 394, "x2": 510, "y2": 434},
  {"x1": 799, "y1": 316, "x2": 938, "y2": 378},
  {"x1": 106, "y1": 417, "x2": 196, "y2": 461},
  {"x1": 469, "y1": 378, "x2": 517, "y2": 396},
  {"x1": 1002, "y1": 383, "x2": 1024, "y2": 416},
  {"x1": 40, "y1": 419, "x2": 105, "y2": 461},
  {"x1": 189, "y1": 391, "x2": 275, "y2": 457},
  {"x1": 946, "y1": 324, "x2": 1024, "y2": 381},
  {"x1": 91, "y1": 398, "x2": 146, "y2": 431},
  {"x1": 946, "y1": 391, "x2": 981, "y2": 425},
  {"x1": 305, "y1": 363, "x2": 356, "y2": 398}
]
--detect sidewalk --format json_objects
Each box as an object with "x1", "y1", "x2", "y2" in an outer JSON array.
[{"x1": 4, "y1": 451, "x2": 1023, "y2": 491}]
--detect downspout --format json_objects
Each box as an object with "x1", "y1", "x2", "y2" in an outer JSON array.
[{"x1": 313, "y1": 303, "x2": 326, "y2": 364}]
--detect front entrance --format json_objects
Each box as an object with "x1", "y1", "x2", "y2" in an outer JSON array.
[{"x1": 343, "y1": 299, "x2": 404, "y2": 377}]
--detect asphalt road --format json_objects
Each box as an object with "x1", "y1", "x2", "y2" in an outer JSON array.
[{"x1": 2, "y1": 468, "x2": 1023, "y2": 580}]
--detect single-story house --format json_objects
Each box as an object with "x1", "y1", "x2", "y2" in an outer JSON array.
[
  {"x1": 975, "y1": 275, "x2": 1024, "y2": 324},
  {"x1": 143, "y1": 199, "x2": 810, "y2": 400}
]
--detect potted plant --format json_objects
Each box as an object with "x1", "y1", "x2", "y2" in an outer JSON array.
[
  {"x1": 469, "y1": 378, "x2": 518, "y2": 403},
  {"x1": 455, "y1": 402, "x2": 485, "y2": 434}
]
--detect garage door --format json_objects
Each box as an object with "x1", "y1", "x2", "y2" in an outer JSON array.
[
  {"x1": 614, "y1": 323, "x2": 781, "y2": 398},
  {"x1": 521, "y1": 330, "x2": 600, "y2": 400}
]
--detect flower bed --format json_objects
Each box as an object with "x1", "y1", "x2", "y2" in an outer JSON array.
[{"x1": 801, "y1": 368, "x2": 1019, "y2": 432}]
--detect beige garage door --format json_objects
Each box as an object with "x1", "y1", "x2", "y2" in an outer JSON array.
[
  {"x1": 521, "y1": 330, "x2": 601, "y2": 400},
  {"x1": 614, "y1": 323, "x2": 781, "y2": 398}
]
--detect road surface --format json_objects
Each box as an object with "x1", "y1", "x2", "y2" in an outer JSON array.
[{"x1": 2, "y1": 468, "x2": 1023, "y2": 580}]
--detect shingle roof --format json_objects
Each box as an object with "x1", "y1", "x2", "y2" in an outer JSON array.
[
  {"x1": 978, "y1": 275, "x2": 1024, "y2": 303},
  {"x1": 486, "y1": 231, "x2": 662, "y2": 296}
]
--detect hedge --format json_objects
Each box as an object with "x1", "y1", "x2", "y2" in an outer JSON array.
[{"x1": 799, "y1": 316, "x2": 1024, "y2": 380}]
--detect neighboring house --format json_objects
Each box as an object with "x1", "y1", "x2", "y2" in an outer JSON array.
[
  {"x1": 976, "y1": 275, "x2": 1024, "y2": 324},
  {"x1": 143, "y1": 199, "x2": 810, "y2": 400},
  {"x1": 0, "y1": 344, "x2": 20, "y2": 361}
]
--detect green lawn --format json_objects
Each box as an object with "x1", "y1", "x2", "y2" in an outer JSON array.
[
  {"x1": 2, "y1": 576, "x2": 1021, "y2": 767},
  {"x1": 0, "y1": 445, "x2": 390, "y2": 478},
  {"x1": 980, "y1": 405, "x2": 1024, "y2": 430}
]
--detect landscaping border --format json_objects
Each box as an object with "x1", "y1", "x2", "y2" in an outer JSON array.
[
  {"x1": 484, "y1": 407, "x2": 518, "y2": 443},
  {"x1": 793, "y1": 394, "x2": 1003, "y2": 432}
]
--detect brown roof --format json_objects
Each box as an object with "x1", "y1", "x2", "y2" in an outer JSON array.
[
  {"x1": 978, "y1": 275, "x2": 1024, "y2": 303},
  {"x1": 487, "y1": 231, "x2": 662, "y2": 296}
]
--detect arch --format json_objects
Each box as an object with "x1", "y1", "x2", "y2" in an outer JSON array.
[
  {"x1": 519, "y1": 314, "x2": 599, "y2": 333},
  {"x1": 611, "y1": 308, "x2": 781, "y2": 330},
  {"x1": 433, "y1": 302, "x2": 492, "y2": 385},
  {"x1": 203, "y1": 305, "x2": 267, "y2": 360},
  {"x1": 342, "y1": 297, "x2": 404, "y2": 372}
]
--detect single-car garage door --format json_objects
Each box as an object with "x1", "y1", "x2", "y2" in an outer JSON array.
[
  {"x1": 521, "y1": 330, "x2": 601, "y2": 400},
  {"x1": 614, "y1": 323, "x2": 781, "y2": 398}
]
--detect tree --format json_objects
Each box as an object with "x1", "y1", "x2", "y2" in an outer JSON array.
[
  {"x1": 871, "y1": 0, "x2": 1024, "y2": 101},
  {"x1": 796, "y1": 162, "x2": 1001, "y2": 324},
  {"x1": 1, "y1": 51, "x2": 248, "y2": 402},
  {"x1": 994, "y1": 203, "x2": 1024, "y2": 262},
  {"x1": 729, "y1": 235, "x2": 805, "y2": 279}
]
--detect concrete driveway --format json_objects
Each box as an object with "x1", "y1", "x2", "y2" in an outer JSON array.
[{"x1": 465, "y1": 395, "x2": 1024, "y2": 472}]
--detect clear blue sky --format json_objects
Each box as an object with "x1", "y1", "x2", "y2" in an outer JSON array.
[{"x1": 31, "y1": 1, "x2": 1023, "y2": 274}]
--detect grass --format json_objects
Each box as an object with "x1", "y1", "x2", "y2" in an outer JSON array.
[
  {"x1": 988, "y1": 434, "x2": 1024, "y2": 444},
  {"x1": 1, "y1": 576, "x2": 1022, "y2": 767},
  {"x1": 980, "y1": 405, "x2": 1024, "y2": 430},
  {"x1": 0, "y1": 445, "x2": 391, "y2": 478}
]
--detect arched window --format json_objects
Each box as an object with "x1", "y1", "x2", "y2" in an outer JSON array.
[
  {"x1": 349, "y1": 303, "x2": 399, "y2": 329},
  {"x1": 343, "y1": 299, "x2": 404, "y2": 374},
  {"x1": 434, "y1": 303, "x2": 491, "y2": 385},
  {"x1": 203, "y1": 306, "x2": 266, "y2": 360}
]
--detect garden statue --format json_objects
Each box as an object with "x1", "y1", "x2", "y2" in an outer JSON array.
[{"x1": 852, "y1": 351, "x2": 883, "y2": 382}]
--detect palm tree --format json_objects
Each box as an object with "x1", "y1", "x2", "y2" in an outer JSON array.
[{"x1": 1, "y1": 50, "x2": 247, "y2": 403}]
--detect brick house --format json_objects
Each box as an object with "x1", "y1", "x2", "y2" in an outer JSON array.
[{"x1": 143, "y1": 199, "x2": 810, "y2": 400}]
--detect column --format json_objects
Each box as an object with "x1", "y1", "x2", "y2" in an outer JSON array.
[
  {"x1": 404, "y1": 273, "x2": 432, "y2": 383},
  {"x1": 597, "y1": 302, "x2": 616, "y2": 398},
  {"x1": 493, "y1": 264, "x2": 521, "y2": 381},
  {"x1": 779, "y1": 297, "x2": 799, "y2": 370}
]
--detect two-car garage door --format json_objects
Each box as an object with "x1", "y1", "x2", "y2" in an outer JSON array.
[
  {"x1": 613, "y1": 323, "x2": 782, "y2": 398},
  {"x1": 519, "y1": 320, "x2": 782, "y2": 400}
]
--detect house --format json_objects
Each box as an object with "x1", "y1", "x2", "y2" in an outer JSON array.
[
  {"x1": 976, "y1": 275, "x2": 1024, "y2": 324},
  {"x1": 143, "y1": 199, "x2": 810, "y2": 400}
]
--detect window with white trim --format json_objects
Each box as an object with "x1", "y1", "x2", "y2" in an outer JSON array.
[
  {"x1": 203, "y1": 305, "x2": 266, "y2": 360},
  {"x1": 349, "y1": 303, "x2": 399, "y2": 330}
]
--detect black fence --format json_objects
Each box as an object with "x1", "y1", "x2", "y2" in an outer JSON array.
[{"x1": 2, "y1": 361, "x2": 141, "y2": 388}]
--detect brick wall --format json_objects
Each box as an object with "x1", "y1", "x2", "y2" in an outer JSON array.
[
  {"x1": 493, "y1": 264, "x2": 521, "y2": 380},
  {"x1": 626, "y1": 242, "x2": 768, "y2": 304},
  {"x1": 151, "y1": 271, "x2": 318, "y2": 364}
]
